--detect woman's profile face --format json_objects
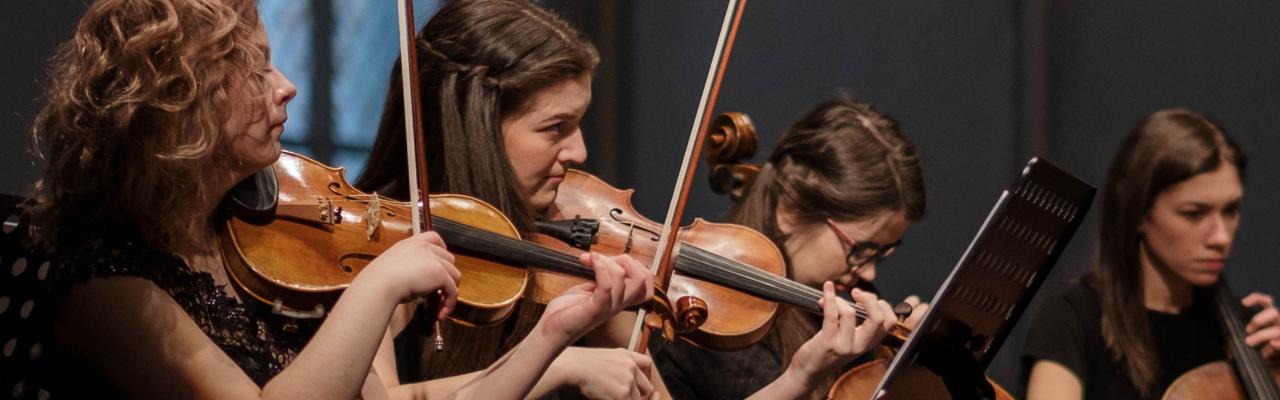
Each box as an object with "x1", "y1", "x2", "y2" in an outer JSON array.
[
  {"x1": 500, "y1": 74, "x2": 591, "y2": 210},
  {"x1": 223, "y1": 21, "x2": 297, "y2": 176},
  {"x1": 1139, "y1": 163, "x2": 1243, "y2": 287},
  {"x1": 781, "y1": 209, "x2": 911, "y2": 291}
]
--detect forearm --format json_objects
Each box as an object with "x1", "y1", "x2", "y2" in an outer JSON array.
[
  {"x1": 452, "y1": 325, "x2": 569, "y2": 399},
  {"x1": 263, "y1": 276, "x2": 399, "y2": 399},
  {"x1": 383, "y1": 361, "x2": 573, "y2": 400}
]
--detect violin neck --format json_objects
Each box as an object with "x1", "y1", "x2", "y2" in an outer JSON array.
[
  {"x1": 675, "y1": 245, "x2": 873, "y2": 322},
  {"x1": 432, "y1": 216, "x2": 594, "y2": 279},
  {"x1": 1212, "y1": 280, "x2": 1280, "y2": 399},
  {"x1": 435, "y1": 218, "x2": 873, "y2": 319}
]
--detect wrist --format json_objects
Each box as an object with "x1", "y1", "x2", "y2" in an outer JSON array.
[
  {"x1": 782, "y1": 356, "x2": 822, "y2": 390},
  {"x1": 530, "y1": 319, "x2": 575, "y2": 352},
  {"x1": 349, "y1": 271, "x2": 402, "y2": 310},
  {"x1": 546, "y1": 349, "x2": 582, "y2": 389}
]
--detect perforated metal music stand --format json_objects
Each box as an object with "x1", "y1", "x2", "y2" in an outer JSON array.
[{"x1": 873, "y1": 157, "x2": 1096, "y2": 400}]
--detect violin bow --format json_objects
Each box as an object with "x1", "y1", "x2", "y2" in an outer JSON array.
[
  {"x1": 628, "y1": 0, "x2": 749, "y2": 353},
  {"x1": 396, "y1": 0, "x2": 447, "y2": 351}
]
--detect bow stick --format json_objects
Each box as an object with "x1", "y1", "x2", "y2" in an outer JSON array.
[
  {"x1": 628, "y1": 0, "x2": 749, "y2": 353},
  {"x1": 396, "y1": 0, "x2": 447, "y2": 351}
]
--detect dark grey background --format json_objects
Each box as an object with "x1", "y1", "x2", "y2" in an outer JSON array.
[{"x1": 3, "y1": 1, "x2": 1277, "y2": 396}]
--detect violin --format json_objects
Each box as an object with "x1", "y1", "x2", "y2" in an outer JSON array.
[
  {"x1": 219, "y1": 149, "x2": 785, "y2": 345},
  {"x1": 526, "y1": 112, "x2": 918, "y2": 351},
  {"x1": 696, "y1": 111, "x2": 1016, "y2": 399},
  {"x1": 218, "y1": 0, "x2": 571, "y2": 332},
  {"x1": 1163, "y1": 280, "x2": 1280, "y2": 400},
  {"x1": 827, "y1": 353, "x2": 1015, "y2": 400},
  {"x1": 219, "y1": 150, "x2": 528, "y2": 324},
  {"x1": 531, "y1": 169, "x2": 788, "y2": 349}
]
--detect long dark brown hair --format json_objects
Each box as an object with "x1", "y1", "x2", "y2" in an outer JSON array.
[
  {"x1": 352, "y1": 0, "x2": 598, "y2": 379},
  {"x1": 355, "y1": 0, "x2": 599, "y2": 233},
  {"x1": 729, "y1": 95, "x2": 926, "y2": 399},
  {"x1": 25, "y1": 0, "x2": 268, "y2": 252},
  {"x1": 1086, "y1": 108, "x2": 1247, "y2": 396}
]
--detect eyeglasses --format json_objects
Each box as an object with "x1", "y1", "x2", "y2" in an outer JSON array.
[{"x1": 825, "y1": 218, "x2": 901, "y2": 270}]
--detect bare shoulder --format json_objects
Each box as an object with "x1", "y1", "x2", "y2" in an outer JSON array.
[
  {"x1": 1026, "y1": 360, "x2": 1083, "y2": 400},
  {"x1": 56, "y1": 276, "x2": 261, "y2": 399}
]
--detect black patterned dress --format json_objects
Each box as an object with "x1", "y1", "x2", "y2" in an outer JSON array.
[{"x1": 36, "y1": 233, "x2": 320, "y2": 397}]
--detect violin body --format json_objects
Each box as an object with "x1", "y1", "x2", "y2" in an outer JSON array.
[
  {"x1": 532, "y1": 170, "x2": 786, "y2": 350},
  {"x1": 826, "y1": 356, "x2": 1015, "y2": 400},
  {"x1": 220, "y1": 150, "x2": 528, "y2": 325},
  {"x1": 1163, "y1": 361, "x2": 1280, "y2": 400}
]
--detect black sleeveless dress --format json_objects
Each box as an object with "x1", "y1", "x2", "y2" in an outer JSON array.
[{"x1": 34, "y1": 233, "x2": 320, "y2": 397}]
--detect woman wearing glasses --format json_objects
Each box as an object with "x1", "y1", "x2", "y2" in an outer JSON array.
[
  {"x1": 352, "y1": 0, "x2": 902, "y2": 394},
  {"x1": 650, "y1": 95, "x2": 930, "y2": 400}
]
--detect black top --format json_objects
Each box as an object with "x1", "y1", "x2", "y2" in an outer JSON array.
[
  {"x1": 39, "y1": 233, "x2": 319, "y2": 397},
  {"x1": 650, "y1": 334, "x2": 786, "y2": 400},
  {"x1": 1021, "y1": 282, "x2": 1225, "y2": 399}
]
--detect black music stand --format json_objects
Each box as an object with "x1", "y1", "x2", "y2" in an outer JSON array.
[{"x1": 873, "y1": 157, "x2": 1096, "y2": 400}]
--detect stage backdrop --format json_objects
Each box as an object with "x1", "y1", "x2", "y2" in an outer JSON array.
[{"x1": 3, "y1": 1, "x2": 1276, "y2": 395}]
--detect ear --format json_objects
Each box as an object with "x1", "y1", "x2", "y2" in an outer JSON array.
[
  {"x1": 775, "y1": 201, "x2": 798, "y2": 235},
  {"x1": 1136, "y1": 208, "x2": 1154, "y2": 236}
]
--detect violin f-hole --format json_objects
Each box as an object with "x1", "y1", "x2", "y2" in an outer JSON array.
[{"x1": 338, "y1": 253, "x2": 376, "y2": 274}]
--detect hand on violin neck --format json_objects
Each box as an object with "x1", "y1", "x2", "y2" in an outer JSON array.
[
  {"x1": 897, "y1": 294, "x2": 930, "y2": 330},
  {"x1": 536, "y1": 252, "x2": 654, "y2": 345},
  {"x1": 1242, "y1": 292, "x2": 1280, "y2": 360},
  {"x1": 791, "y1": 282, "x2": 895, "y2": 383},
  {"x1": 355, "y1": 231, "x2": 460, "y2": 317}
]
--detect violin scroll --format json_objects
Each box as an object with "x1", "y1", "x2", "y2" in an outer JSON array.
[{"x1": 706, "y1": 112, "x2": 761, "y2": 201}]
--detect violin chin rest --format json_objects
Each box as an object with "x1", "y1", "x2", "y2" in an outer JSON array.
[{"x1": 227, "y1": 166, "x2": 279, "y2": 215}]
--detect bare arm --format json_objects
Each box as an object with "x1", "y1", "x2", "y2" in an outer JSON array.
[
  {"x1": 586, "y1": 311, "x2": 670, "y2": 397},
  {"x1": 452, "y1": 253, "x2": 654, "y2": 399},
  {"x1": 57, "y1": 232, "x2": 460, "y2": 400},
  {"x1": 382, "y1": 343, "x2": 659, "y2": 399},
  {"x1": 1025, "y1": 360, "x2": 1083, "y2": 400},
  {"x1": 57, "y1": 275, "x2": 396, "y2": 400}
]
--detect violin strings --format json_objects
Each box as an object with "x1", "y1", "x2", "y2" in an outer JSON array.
[
  {"x1": 679, "y1": 245, "x2": 871, "y2": 321},
  {"x1": 273, "y1": 196, "x2": 875, "y2": 321},
  {"x1": 431, "y1": 216, "x2": 594, "y2": 279}
]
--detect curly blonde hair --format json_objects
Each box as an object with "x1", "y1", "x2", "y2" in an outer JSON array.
[{"x1": 26, "y1": 0, "x2": 269, "y2": 251}]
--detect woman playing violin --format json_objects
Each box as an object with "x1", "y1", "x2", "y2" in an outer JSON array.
[
  {"x1": 356, "y1": 1, "x2": 901, "y2": 398},
  {"x1": 356, "y1": 0, "x2": 660, "y2": 398},
  {"x1": 649, "y1": 96, "x2": 931, "y2": 400},
  {"x1": 25, "y1": 0, "x2": 649, "y2": 398},
  {"x1": 1022, "y1": 108, "x2": 1280, "y2": 399}
]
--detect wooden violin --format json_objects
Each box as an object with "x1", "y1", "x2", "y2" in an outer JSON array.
[
  {"x1": 697, "y1": 110, "x2": 1015, "y2": 399},
  {"x1": 1163, "y1": 280, "x2": 1280, "y2": 400},
  {"x1": 531, "y1": 169, "x2": 787, "y2": 349},
  {"x1": 526, "y1": 113, "x2": 915, "y2": 351},
  {"x1": 218, "y1": 150, "x2": 529, "y2": 325}
]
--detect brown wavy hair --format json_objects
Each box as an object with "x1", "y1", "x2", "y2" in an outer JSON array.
[
  {"x1": 352, "y1": 0, "x2": 599, "y2": 379},
  {"x1": 26, "y1": 0, "x2": 269, "y2": 252},
  {"x1": 355, "y1": 0, "x2": 599, "y2": 234},
  {"x1": 728, "y1": 95, "x2": 926, "y2": 399},
  {"x1": 1086, "y1": 108, "x2": 1246, "y2": 396}
]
